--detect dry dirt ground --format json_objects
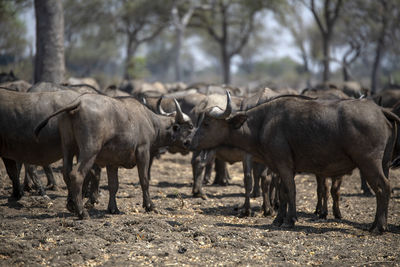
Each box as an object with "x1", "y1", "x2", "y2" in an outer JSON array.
[{"x1": 0, "y1": 153, "x2": 399, "y2": 266}]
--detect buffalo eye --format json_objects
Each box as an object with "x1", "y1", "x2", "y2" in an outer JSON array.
[{"x1": 173, "y1": 124, "x2": 180, "y2": 132}]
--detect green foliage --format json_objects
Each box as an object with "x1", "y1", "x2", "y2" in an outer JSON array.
[
  {"x1": 237, "y1": 56, "x2": 307, "y2": 88},
  {"x1": 0, "y1": 1, "x2": 29, "y2": 64},
  {"x1": 126, "y1": 56, "x2": 149, "y2": 80}
]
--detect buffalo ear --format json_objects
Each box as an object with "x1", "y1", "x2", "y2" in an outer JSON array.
[{"x1": 228, "y1": 114, "x2": 247, "y2": 129}]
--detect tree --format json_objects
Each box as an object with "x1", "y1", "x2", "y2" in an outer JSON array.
[
  {"x1": 0, "y1": 1, "x2": 29, "y2": 65},
  {"x1": 63, "y1": 0, "x2": 119, "y2": 79},
  {"x1": 191, "y1": 0, "x2": 265, "y2": 84},
  {"x1": 366, "y1": 0, "x2": 400, "y2": 92},
  {"x1": 276, "y1": 1, "x2": 313, "y2": 86},
  {"x1": 34, "y1": 0, "x2": 65, "y2": 83},
  {"x1": 114, "y1": 0, "x2": 172, "y2": 79},
  {"x1": 302, "y1": 0, "x2": 343, "y2": 82},
  {"x1": 170, "y1": 0, "x2": 198, "y2": 81}
]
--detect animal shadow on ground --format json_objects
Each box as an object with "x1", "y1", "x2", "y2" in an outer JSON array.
[
  {"x1": 157, "y1": 181, "x2": 189, "y2": 188},
  {"x1": 214, "y1": 210, "x2": 400, "y2": 234},
  {"x1": 341, "y1": 192, "x2": 374, "y2": 198},
  {"x1": 1, "y1": 199, "x2": 24, "y2": 210},
  {"x1": 199, "y1": 204, "x2": 245, "y2": 217}
]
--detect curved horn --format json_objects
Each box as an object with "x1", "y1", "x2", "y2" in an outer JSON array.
[
  {"x1": 157, "y1": 97, "x2": 169, "y2": 115},
  {"x1": 174, "y1": 98, "x2": 186, "y2": 123},
  {"x1": 141, "y1": 96, "x2": 147, "y2": 105},
  {"x1": 208, "y1": 90, "x2": 232, "y2": 119}
]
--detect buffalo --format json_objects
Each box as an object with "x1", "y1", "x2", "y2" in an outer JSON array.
[
  {"x1": 191, "y1": 91, "x2": 398, "y2": 233},
  {"x1": 35, "y1": 94, "x2": 193, "y2": 219}
]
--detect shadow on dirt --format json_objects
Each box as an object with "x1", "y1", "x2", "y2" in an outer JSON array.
[
  {"x1": 208, "y1": 210, "x2": 400, "y2": 235},
  {"x1": 341, "y1": 192, "x2": 375, "y2": 197},
  {"x1": 157, "y1": 181, "x2": 189, "y2": 188},
  {"x1": 1, "y1": 199, "x2": 24, "y2": 210}
]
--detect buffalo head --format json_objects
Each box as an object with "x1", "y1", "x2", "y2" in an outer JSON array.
[
  {"x1": 191, "y1": 90, "x2": 247, "y2": 150},
  {"x1": 161, "y1": 98, "x2": 194, "y2": 151}
]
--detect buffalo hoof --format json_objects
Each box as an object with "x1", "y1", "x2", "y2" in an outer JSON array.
[
  {"x1": 238, "y1": 209, "x2": 250, "y2": 218},
  {"x1": 193, "y1": 192, "x2": 208, "y2": 200},
  {"x1": 10, "y1": 189, "x2": 24, "y2": 201},
  {"x1": 66, "y1": 200, "x2": 76, "y2": 213},
  {"x1": 272, "y1": 216, "x2": 284, "y2": 227},
  {"x1": 144, "y1": 203, "x2": 155, "y2": 212},
  {"x1": 108, "y1": 207, "x2": 120, "y2": 215},
  {"x1": 282, "y1": 217, "x2": 297, "y2": 228},
  {"x1": 362, "y1": 190, "x2": 373, "y2": 197},
  {"x1": 369, "y1": 225, "x2": 385, "y2": 235},
  {"x1": 333, "y1": 212, "x2": 342, "y2": 220},
  {"x1": 369, "y1": 222, "x2": 387, "y2": 234},
  {"x1": 213, "y1": 180, "x2": 228, "y2": 186},
  {"x1": 78, "y1": 209, "x2": 90, "y2": 220},
  {"x1": 318, "y1": 212, "x2": 328, "y2": 220},
  {"x1": 251, "y1": 190, "x2": 261, "y2": 198},
  {"x1": 263, "y1": 208, "x2": 274, "y2": 217},
  {"x1": 24, "y1": 184, "x2": 33, "y2": 192},
  {"x1": 203, "y1": 177, "x2": 211, "y2": 185},
  {"x1": 282, "y1": 221, "x2": 295, "y2": 228},
  {"x1": 48, "y1": 185, "x2": 60, "y2": 191},
  {"x1": 84, "y1": 201, "x2": 95, "y2": 210}
]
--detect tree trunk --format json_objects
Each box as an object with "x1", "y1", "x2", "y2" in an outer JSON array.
[
  {"x1": 371, "y1": 27, "x2": 386, "y2": 94},
  {"x1": 322, "y1": 33, "x2": 330, "y2": 82},
  {"x1": 124, "y1": 36, "x2": 137, "y2": 80},
  {"x1": 173, "y1": 28, "x2": 184, "y2": 81},
  {"x1": 221, "y1": 46, "x2": 231, "y2": 84},
  {"x1": 34, "y1": 0, "x2": 65, "y2": 83},
  {"x1": 301, "y1": 52, "x2": 311, "y2": 88},
  {"x1": 342, "y1": 62, "x2": 350, "y2": 82},
  {"x1": 371, "y1": 44, "x2": 383, "y2": 94}
]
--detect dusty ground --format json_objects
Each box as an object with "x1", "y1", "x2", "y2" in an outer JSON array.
[{"x1": 0, "y1": 153, "x2": 399, "y2": 266}]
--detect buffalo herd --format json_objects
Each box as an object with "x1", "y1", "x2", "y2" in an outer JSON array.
[{"x1": 1, "y1": 72, "x2": 400, "y2": 234}]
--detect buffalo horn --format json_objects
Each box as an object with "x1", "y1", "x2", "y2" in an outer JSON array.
[
  {"x1": 174, "y1": 99, "x2": 186, "y2": 123},
  {"x1": 208, "y1": 90, "x2": 232, "y2": 119},
  {"x1": 157, "y1": 97, "x2": 170, "y2": 115}
]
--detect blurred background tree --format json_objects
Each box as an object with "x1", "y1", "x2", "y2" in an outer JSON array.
[
  {"x1": 2, "y1": 0, "x2": 400, "y2": 91},
  {"x1": 0, "y1": 0, "x2": 31, "y2": 80}
]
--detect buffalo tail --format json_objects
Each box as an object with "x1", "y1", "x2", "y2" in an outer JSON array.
[{"x1": 34, "y1": 100, "x2": 81, "y2": 139}]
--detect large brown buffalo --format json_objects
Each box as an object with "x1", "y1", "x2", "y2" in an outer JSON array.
[
  {"x1": 0, "y1": 89, "x2": 85, "y2": 199},
  {"x1": 191, "y1": 91, "x2": 398, "y2": 233},
  {"x1": 35, "y1": 94, "x2": 193, "y2": 219}
]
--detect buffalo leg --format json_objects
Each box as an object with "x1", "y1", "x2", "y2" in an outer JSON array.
[
  {"x1": 24, "y1": 164, "x2": 46, "y2": 197},
  {"x1": 252, "y1": 168, "x2": 261, "y2": 198},
  {"x1": 136, "y1": 148, "x2": 154, "y2": 212},
  {"x1": 331, "y1": 176, "x2": 343, "y2": 219},
  {"x1": 213, "y1": 159, "x2": 230, "y2": 185},
  {"x1": 84, "y1": 164, "x2": 101, "y2": 209},
  {"x1": 270, "y1": 173, "x2": 280, "y2": 210},
  {"x1": 275, "y1": 168, "x2": 296, "y2": 227},
  {"x1": 2, "y1": 158, "x2": 23, "y2": 199},
  {"x1": 256, "y1": 165, "x2": 274, "y2": 216},
  {"x1": 359, "y1": 164, "x2": 390, "y2": 233},
  {"x1": 106, "y1": 165, "x2": 120, "y2": 214},
  {"x1": 69, "y1": 154, "x2": 97, "y2": 219},
  {"x1": 191, "y1": 151, "x2": 206, "y2": 198},
  {"x1": 273, "y1": 181, "x2": 288, "y2": 226},
  {"x1": 62, "y1": 148, "x2": 75, "y2": 213},
  {"x1": 43, "y1": 165, "x2": 59, "y2": 191},
  {"x1": 240, "y1": 155, "x2": 253, "y2": 217},
  {"x1": 203, "y1": 160, "x2": 213, "y2": 185},
  {"x1": 191, "y1": 150, "x2": 214, "y2": 199},
  {"x1": 360, "y1": 175, "x2": 372, "y2": 196},
  {"x1": 315, "y1": 176, "x2": 329, "y2": 219}
]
